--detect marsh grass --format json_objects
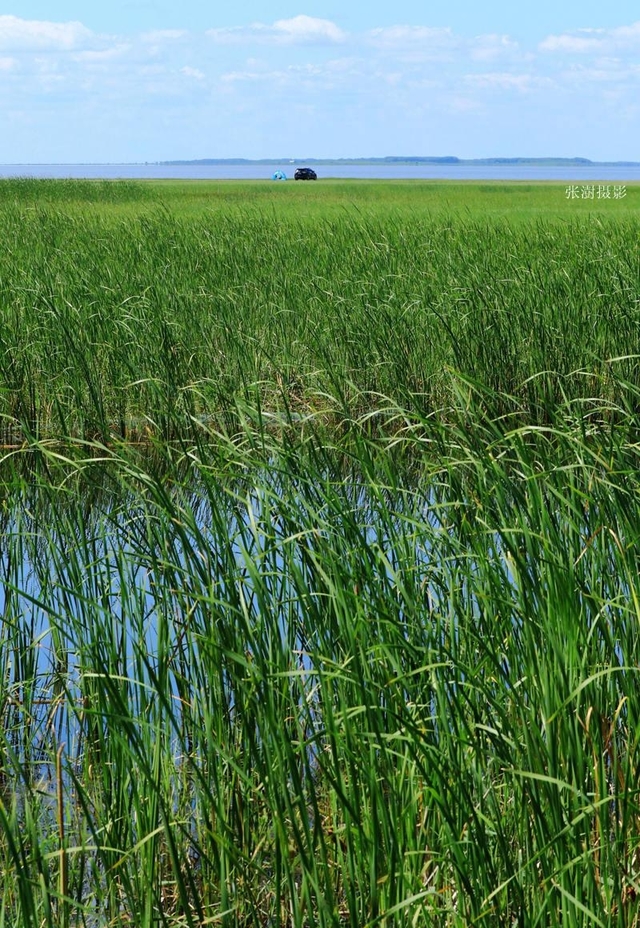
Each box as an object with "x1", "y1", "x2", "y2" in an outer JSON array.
[
  {"x1": 0, "y1": 189, "x2": 638, "y2": 445},
  {"x1": 1, "y1": 386, "x2": 640, "y2": 926},
  {"x1": 0, "y1": 178, "x2": 153, "y2": 205},
  {"x1": 0, "y1": 181, "x2": 639, "y2": 926}
]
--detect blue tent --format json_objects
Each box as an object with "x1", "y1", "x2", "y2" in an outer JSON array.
[{"x1": 272, "y1": 170, "x2": 287, "y2": 180}]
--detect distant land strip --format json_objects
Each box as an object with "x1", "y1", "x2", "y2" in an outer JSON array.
[{"x1": 162, "y1": 156, "x2": 640, "y2": 167}]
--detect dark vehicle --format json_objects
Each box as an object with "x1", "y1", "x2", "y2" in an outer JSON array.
[{"x1": 294, "y1": 167, "x2": 317, "y2": 181}]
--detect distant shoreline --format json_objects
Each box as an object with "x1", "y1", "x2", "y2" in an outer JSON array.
[
  {"x1": 1, "y1": 158, "x2": 638, "y2": 168},
  {"x1": 162, "y1": 157, "x2": 640, "y2": 167}
]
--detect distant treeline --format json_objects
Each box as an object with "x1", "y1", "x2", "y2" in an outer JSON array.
[{"x1": 163, "y1": 155, "x2": 640, "y2": 166}]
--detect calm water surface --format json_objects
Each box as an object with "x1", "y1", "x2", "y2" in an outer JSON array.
[{"x1": 0, "y1": 163, "x2": 639, "y2": 181}]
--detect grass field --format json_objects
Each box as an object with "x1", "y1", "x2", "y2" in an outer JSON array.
[
  {"x1": 0, "y1": 178, "x2": 638, "y2": 443},
  {"x1": 2, "y1": 175, "x2": 637, "y2": 219},
  {"x1": 0, "y1": 179, "x2": 640, "y2": 927}
]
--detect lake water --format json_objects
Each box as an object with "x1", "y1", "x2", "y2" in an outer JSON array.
[{"x1": 0, "y1": 162, "x2": 639, "y2": 182}]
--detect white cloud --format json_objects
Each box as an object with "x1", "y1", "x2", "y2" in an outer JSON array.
[
  {"x1": 540, "y1": 33, "x2": 604, "y2": 54},
  {"x1": 74, "y1": 45, "x2": 130, "y2": 63},
  {"x1": 0, "y1": 15, "x2": 92, "y2": 51},
  {"x1": 448, "y1": 95, "x2": 484, "y2": 113},
  {"x1": 208, "y1": 16, "x2": 346, "y2": 46},
  {"x1": 366, "y1": 26, "x2": 526, "y2": 68},
  {"x1": 273, "y1": 15, "x2": 345, "y2": 44},
  {"x1": 220, "y1": 58, "x2": 362, "y2": 92},
  {"x1": 465, "y1": 72, "x2": 550, "y2": 92},
  {"x1": 367, "y1": 25, "x2": 455, "y2": 49},
  {"x1": 2, "y1": 14, "x2": 639, "y2": 162},
  {"x1": 181, "y1": 66, "x2": 204, "y2": 80},
  {"x1": 221, "y1": 67, "x2": 298, "y2": 86},
  {"x1": 613, "y1": 22, "x2": 640, "y2": 41},
  {"x1": 540, "y1": 21, "x2": 640, "y2": 54},
  {"x1": 220, "y1": 70, "x2": 258, "y2": 83},
  {"x1": 559, "y1": 61, "x2": 640, "y2": 84},
  {"x1": 470, "y1": 34, "x2": 522, "y2": 62}
]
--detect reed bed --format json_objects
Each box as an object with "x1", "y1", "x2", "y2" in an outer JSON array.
[
  {"x1": 1, "y1": 392, "x2": 640, "y2": 926},
  {"x1": 0, "y1": 180, "x2": 639, "y2": 926},
  {"x1": 0, "y1": 181, "x2": 637, "y2": 442}
]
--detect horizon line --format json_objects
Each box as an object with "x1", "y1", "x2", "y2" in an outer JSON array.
[{"x1": 1, "y1": 156, "x2": 639, "y2": 167}]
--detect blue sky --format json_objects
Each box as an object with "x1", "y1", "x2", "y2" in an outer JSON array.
[{"x1": 2, "y1": 2, "x2": 639, "y2": 162}]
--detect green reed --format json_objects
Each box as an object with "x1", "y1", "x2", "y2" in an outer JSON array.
[
  {"x1": 0, "y1": 181, "x2": 639, "y2": 926},
  {"x1": 0, "y1": 186, "x2": 637, "y2": 442},
  {"x1": 0, "y1": 177, "x2": 152, "y2": 205},
  {"x1": 0, "y1": 382, "x2": 640, "y2": 926}
]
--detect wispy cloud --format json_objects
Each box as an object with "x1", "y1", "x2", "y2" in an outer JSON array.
[
  {"x1": 207, "y1": 16, "x2": 346, "y2": 46},
  {"x1": 1, "y1": 14, "x2": 639, "y2": 161},
  {"x1": 465, "y1": 72, "x2": 551, "y2": 92},
  {"x1": 180, "y1": 66, "x2": 205, "y2": 80},
  {"x1": 558, "y1": 61, "x2": 640, "y2": 84},
  {"x1": 470, "y1": 34, "x2": 523, "y2": 62},
  {"x1": 221, "y1": 58, "x2": 363, "y2": 92},
  {"x1": 73, "y1": 45, "x2": 131, "y2": 64},
  {"x1": 540, "y1": 21, "x2": 640, "y2": 54},
  {"x1": 540, "y1": 32, "x2": 605, "y2": 54},
  {"x1": 141, "y1": 30, "x2": 188, "y2": 44},
  {"x1": 0, "y1": 14, "x2": 92, "y2": 51},
  {"x1": 367, "y1": 25, "x2": 455, "y2": 48}
]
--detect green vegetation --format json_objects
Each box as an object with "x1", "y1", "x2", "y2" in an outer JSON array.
[
  {"x1": 116, "y1": 177, "x2": 640, "y2": 220},
  {"x1": 0, "y1": 178, "x2": 638, "y2": 443},
  {"x1": 0, "y1": 179, "x2": 640, "y2": 926}
]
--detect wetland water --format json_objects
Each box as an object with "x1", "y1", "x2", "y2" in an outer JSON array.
[{"x1": 0, "y1": 162, "x2": 639, "y2": 181}]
